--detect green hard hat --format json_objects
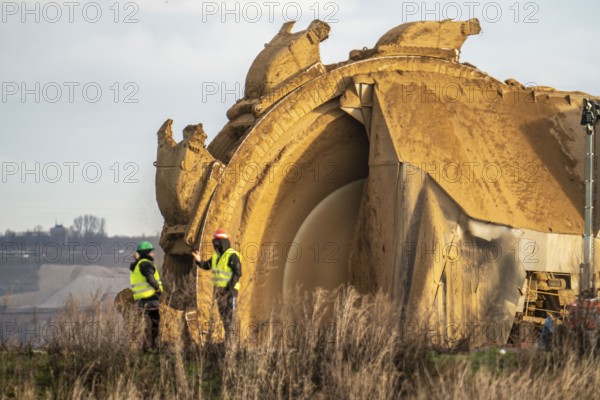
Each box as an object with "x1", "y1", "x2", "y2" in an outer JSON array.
[{"x1": 137, "y1": 241, "x2": 154, "y2": 252}]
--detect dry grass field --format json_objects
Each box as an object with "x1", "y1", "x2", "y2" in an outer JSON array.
[{"x1": 2, "y1": 287, "x2": 600, "y2": 399}]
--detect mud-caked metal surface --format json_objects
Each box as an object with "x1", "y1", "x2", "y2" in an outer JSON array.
[{"x1": 155, "y1": 19, "x2": 600, "y2": 347}]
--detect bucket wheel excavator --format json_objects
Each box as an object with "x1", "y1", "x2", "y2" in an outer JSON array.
[{"x1": 154, "y1": 18, "x2": 600, "y2": 347}]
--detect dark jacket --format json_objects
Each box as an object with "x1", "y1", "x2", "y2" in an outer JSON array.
[
  {"x1": 130, "y1": 254, "x2": 161, "y2": 301},
  {"x1": 196, "y1": 238, "x2": 242, "y2": 292}
]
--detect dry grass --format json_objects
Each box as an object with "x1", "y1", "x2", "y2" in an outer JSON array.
[
  {"x1": 3, "y1": 287, "x2": 600, "y2": 399},
  {"x1": 220, "y1": 287, "x2": 423, "y2": 399}
]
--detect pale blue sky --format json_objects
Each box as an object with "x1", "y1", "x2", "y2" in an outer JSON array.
[{"x1": 1, "y1": 0, "x2": 599, "y2": 235}]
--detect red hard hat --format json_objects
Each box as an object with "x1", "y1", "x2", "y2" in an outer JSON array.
[{"x1": 213, "y1": 229, "x2": 229, "y2": 240}]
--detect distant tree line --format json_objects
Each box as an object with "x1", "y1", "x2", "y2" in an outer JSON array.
[
  {"x1": 0, "y1": 215, "x2": 161, "y2": 267},
  {"x1": 3, "y1": 215, "x2": 106, "y2": 242}
]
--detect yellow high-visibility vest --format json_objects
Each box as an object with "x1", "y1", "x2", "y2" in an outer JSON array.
[
  {"x1": 130, "y1": 259, "x2": 163, "y2": 300},
  {"x1": 211, "y1": 248, "x2": 241, "y2": 290}
]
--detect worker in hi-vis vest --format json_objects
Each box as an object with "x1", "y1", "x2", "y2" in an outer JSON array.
[
  {"x1": 192, "y1": 229, "x2": 242, "y2": 340},
  {"x1": 130, "y1": 241, "x2": 163, "y2": 350}
]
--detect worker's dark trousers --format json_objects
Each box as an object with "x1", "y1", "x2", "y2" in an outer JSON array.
[
  {"x1": 146, "y1": 309, "x2": 160, "y2": 349},
  {"x1": 215, "y1": 288, "x2": 237, "y2": 341},
  {"x1": 139, "y1": 299, "x2": 160, "y2": 350}
]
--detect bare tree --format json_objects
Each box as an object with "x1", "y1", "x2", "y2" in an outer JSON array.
[
  {"x1": 72, "y1": 217, "x2": 83, "y2": 238},
  {"x1": 3, "y1": 229, "x2": 16, "y2": 241},
  {"x1": 71, "y1": 215, "x2": 107, "y2": 239}
]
